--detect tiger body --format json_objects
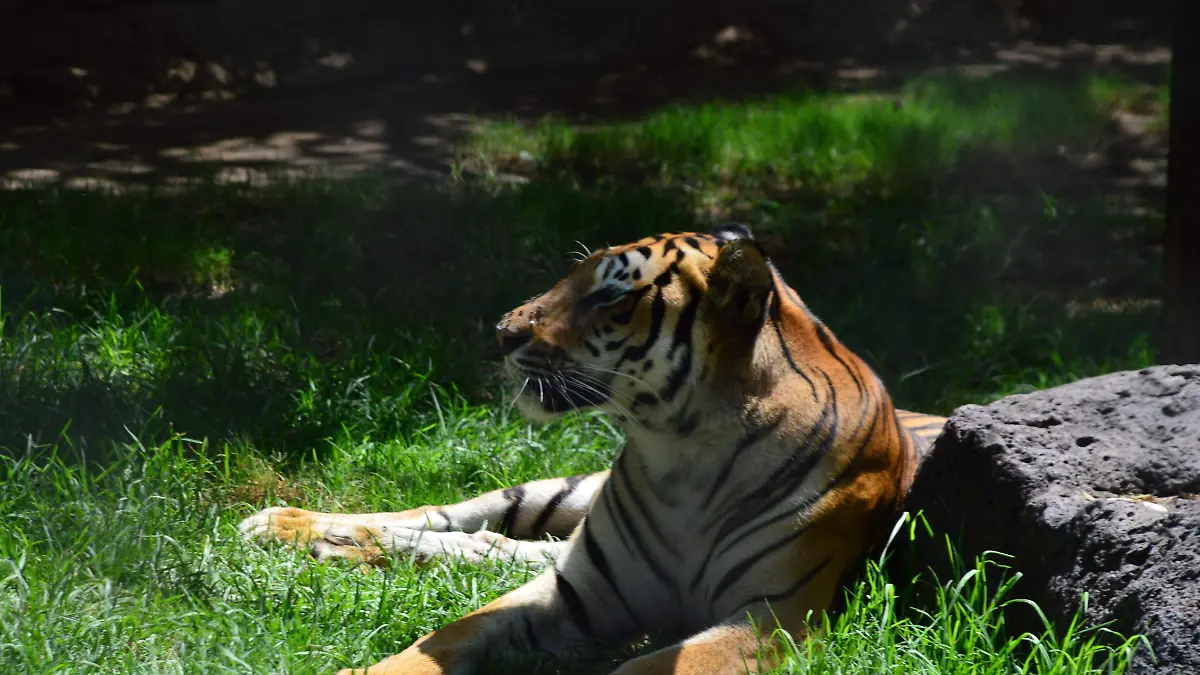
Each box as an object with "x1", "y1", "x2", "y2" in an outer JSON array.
[{"x1": 240, "y1": 225, "x2": 947, "y2": 674}]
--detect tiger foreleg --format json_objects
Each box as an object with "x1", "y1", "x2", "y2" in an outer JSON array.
[
  {"x1": 240, "y1": 507, "x2": 570, "y2": 568},
  {"x1": 309, "y1": 526, "x2": 569, "y2": 568},
  {"x1": 241, "y1": 470, "x2": 606, "y2": 543},
  {"x1": 240, "y1": 471, "x2": 607, "y2": 565},
  {"x1": 334, "y1": 570, "x2": 593, "y2": 675}
]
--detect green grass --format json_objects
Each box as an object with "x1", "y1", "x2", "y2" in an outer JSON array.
[
  {"x1": 0, "y1": 68, "x2": 1165, "y2": 672},
  {"x1": 0, "y1": 406, "x2": 618, "y2": 673},
  {"x1": 780, "y1": 516, "x2": 1147, "y2": 674},
  {"x1": 465, "y1": 72, "x2": 1162, "y2": 190}
]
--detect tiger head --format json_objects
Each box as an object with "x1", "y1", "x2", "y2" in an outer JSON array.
[{"x1": 496, "y1": 224, "x2": 780, "y2": 432}]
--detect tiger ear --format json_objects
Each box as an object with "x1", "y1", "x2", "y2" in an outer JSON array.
[
  {"x1": 711, "y1": 222, "x2": 755, "y2": 243},
  {"x1": 705, "y1": 238, "x2": 773, "y2": 332}
]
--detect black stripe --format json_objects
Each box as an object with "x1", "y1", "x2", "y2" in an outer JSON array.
[
  {"x1": 712, "y1": 415, "x2": 882, "y2": 573},
  {"x1": 610, "y1": 286, "x2": 651, "y2": 325},
  {"x1": 667, "y1": 387, "x2": 701, "y2": 437},
  {"x1": 769, "y1": 294, "x2": 818, "y2": 402},
  {"x1": 614, "y1": 453, "x2": 675, "y2": 553},
  {"x1": 774, "y1": 267, "x2": 822, "y2": 323},
  {"x1": 707, "y1": 396, "x2": 884, "y2": 564},
  {"x1": 668, "y1": 295, "x2": 699, "y2": 359},
  {"x1": 582, "y1": 524, "x2": 640, "y2": 623},
  {"x1": 825, "y1": 403, "x2": 884, "y2": 491},
  {"x1": 676, "y1": 413, "x2": 701, "y2": 436},
  {"x1": 604, "y1": 337, "x2": 631, "y2": 351},
  {"x1": 690, "y1": 437, "x2": 827, "y2": 592},
  {"x1": 616, "y1": 289, "x2": 665, "y2": 366},
  {"x1": 598, "y1": 481, "x2": 637, "y2": 555},
  {"x1": 530, "y1": 475, "x2": 584, "y2": 535},
  {"x1": 632, "y1": 392, "x2": 658, "y2": 408},
  {"x1": 609, "y1": 454, "x2": 680, "y2": 590},
  {"x1": 709, "y1": 521, "x2": 812, "y2": 605},
  {"x1": 704, "y1": 390, "x2": 836, "y2": 538},
  {"x1": 554, "y1": 570, "x2": 595, "y2": 639},
  {"x1": 702, "y1": 413, "x2": 786, "y2": 506},
  {"x1": 696, "y1": 388, "x2": 836, "y2": 591},
  {"x1": 813, "y1": 323, "x2": 865, "y2": 399},
  {"x1": 500, "y1": 486, "x2": 525, "y2": 535},
  {"x1": 713, "y1": 490, "x2": 824, "y2": 560},
  {"x1": 731, "y1": 555, "x2": 832, "y2": 615},
  {"x1": 735, "y1": 390, "x2": 875, "y2": 561},
  {"x1": 660, "y1": 285, "x2": 702, "y2": 403},
  {"x1": 662, "y1": 307, "x2": 700, "y2": 401},
  {"x1": 683, "y1": 236, "x2": 703, "y2": 251},
  {"x1": 522, "y1": 615, "x2": 541, "y2": 651}
]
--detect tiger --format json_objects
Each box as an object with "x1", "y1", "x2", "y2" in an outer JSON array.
[{"x1": 239, "y1": 223, "x2": 947, "y2": 675}]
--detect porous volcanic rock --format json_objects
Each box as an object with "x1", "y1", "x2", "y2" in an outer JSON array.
[{"x1": 905, "y1": 365, "x2": 1200, "y2": 675}]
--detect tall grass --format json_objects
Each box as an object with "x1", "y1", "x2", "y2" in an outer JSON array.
[{"x1": 775, "y1": 515, "x2": 1147, "y2": 674}]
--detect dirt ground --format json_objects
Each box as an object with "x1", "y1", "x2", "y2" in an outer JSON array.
[{"x1": 0, "y1": 0, "x2": 1171, "y2": 195}]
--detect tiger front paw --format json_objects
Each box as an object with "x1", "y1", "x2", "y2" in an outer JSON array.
[{"x1": 239, "y1": 507, "x2": 385, "y2": 566}]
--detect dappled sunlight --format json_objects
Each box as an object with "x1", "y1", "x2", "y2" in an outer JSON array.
[{"x1": 1066, "y1": 297, "x2": 1162, "y2": 319}]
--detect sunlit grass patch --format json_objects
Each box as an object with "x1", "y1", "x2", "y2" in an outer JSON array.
[
  {"x1": 0, "y1": 390, "x2": 617, "y2": 673},
  {"x1": 466, "y1": 72, "x2": 1158, "y2": 190}
]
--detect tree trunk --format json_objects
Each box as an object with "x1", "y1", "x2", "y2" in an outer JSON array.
[{"x1": 1163, "y1": 6, "x2": 1200, "y2": 364}]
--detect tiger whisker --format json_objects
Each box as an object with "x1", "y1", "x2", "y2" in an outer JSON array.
[
  {"x1": 561, "y1": 371, "x2": 648, "y2": 432},
  {"x1": 576, "y1": 363, "x2": 656, "y2": 393},
  {"x1": 505, "y1": 377, "x2": 531, "y2": 414},
  {"x1": 568, "y1": 370, "x2": 643, "y2": 409},
  {"x1": 572, "y1": 240, "x2": 592, "y2": 262}
]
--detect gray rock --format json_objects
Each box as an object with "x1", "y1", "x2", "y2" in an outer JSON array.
[{"x1": 904, "y1": 365, "x2": 1200, "y2": 675}]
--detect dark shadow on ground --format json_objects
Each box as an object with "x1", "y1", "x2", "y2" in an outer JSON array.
[{"x1": 0, "y1": 0, "x2": 1172, "y2": 194}]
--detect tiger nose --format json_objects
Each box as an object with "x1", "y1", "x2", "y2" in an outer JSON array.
[{"x1": 496, "y1": 318, "x2": 532, "y2": 355}]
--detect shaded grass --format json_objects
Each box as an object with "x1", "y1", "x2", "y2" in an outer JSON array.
[{"x1": 0, "y1": 67, "x2": 1166, "y2": 673}]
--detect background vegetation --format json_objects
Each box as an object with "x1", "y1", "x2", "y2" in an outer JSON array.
[{"x1": 0, "y1": 62, "x2": 1165, "y2": 673}]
